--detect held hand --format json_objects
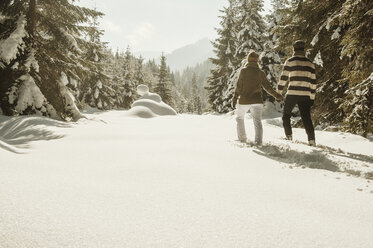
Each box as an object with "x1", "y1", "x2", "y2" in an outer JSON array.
[
  {"x1": 231, "y1": 98, "x2": 237, "y2": 109},
  {"x1": 275, "y1": 94, "x2": 284, "y2": 102},
  {"x1": 231, "y1": 101, "x2": 236, "y2": 110}
]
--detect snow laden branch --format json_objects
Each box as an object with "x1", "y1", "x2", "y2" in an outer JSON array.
[{"x1": 0, "y1": 15, "x2": 27, "y2": 66}]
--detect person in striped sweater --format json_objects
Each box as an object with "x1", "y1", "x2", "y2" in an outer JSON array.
[{"x1": 277, "y1": 40, "x2": 316, "y2": 146}]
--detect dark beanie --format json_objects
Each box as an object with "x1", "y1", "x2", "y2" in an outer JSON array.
[{"x1": 293, "y1": 40, "x2": 305, "y2": 51}]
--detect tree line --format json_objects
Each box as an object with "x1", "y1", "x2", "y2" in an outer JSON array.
[
  {"x1": 1, "y1": 0, "x2": 372, "y2": 136},
  {"x1": 0, "y1": 0, "x2": 177, "y2": 120},
  {"x1": 207, "y1": 0, "x2": 372, "y2": 136}
]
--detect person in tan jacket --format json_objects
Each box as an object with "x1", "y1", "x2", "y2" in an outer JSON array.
[{"x1": 232, "y1": 51, "x2": 283, "y2": 144}]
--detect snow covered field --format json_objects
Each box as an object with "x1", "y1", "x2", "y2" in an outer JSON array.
[{"x1": 1, "y1": 110, "x2": 373, "y2": 248}]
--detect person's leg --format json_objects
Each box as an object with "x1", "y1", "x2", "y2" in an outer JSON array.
[
  {"x1": 298, "y1": 100, "x2": 315, "y2": 141},
  {"x1": 236, "y1": 104, "x2": 250, "y2": 142},
  {"x1": 282, "y1": 97, "x2": 297, "y2": 139},
  {"x1": 250, "y1": 104, "x2": 264, "y2": 145}
]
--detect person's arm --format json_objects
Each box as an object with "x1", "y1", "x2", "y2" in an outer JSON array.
[
  {"x1": 261, "y1": 72, "x2": 283, "y2": 101},
  {"x1": 232, "y1": 70, "x2": 244, "y2": 108},
  {"x1": 309, "y1": 63, "x2": 317, "y2": 105},
  {"x1": 277, "y1": 60, "x2": 290, "y2": 95}
]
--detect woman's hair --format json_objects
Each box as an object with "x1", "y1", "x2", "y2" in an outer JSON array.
[{"x1": 247, "y1": 51, "x2": 259, "y2": 62}]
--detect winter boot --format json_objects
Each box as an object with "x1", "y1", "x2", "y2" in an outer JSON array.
[
  {"x1": 286, "y1": 135, "x2": 293, "y2": 141},
  {"x1": 309, "y1": 140, "x2": 316, "y2": 147}
]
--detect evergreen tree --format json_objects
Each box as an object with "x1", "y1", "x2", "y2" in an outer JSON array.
[
  {"x1": 154, "y1": 54, "x2": 173, "y2": 106},
  {"x1": 342, "y1": 73, "x2": 373, "y2": 137},
  {"x1": 186, "y1": 100, "x2": 194, "y2": 113},
  {"x1": 221, "y1": 0, "x2": 266, "y2": 112},
  {"x1": 269, "y1": 0, "x2": 294, "y2": 57},
  {"x1": 115, "y1": 48, "x2": 120, "y2": 60},
  {"x1": 338, "y1": 0, "x2": 373, "y2": 136},
  {"x1": 191, "y1": 73, "x2": 202, "y2": 114},
  {"x1": 234, "y1": 0, "x2": 266, "y2": 62},
  {"x1": 133, "y1": 56, "x2": 145, "y2": 87},
  {"x1": 275, "y1": 0, "x2": 373, "y2": 135},
  {"x1": 206, "y1": 0, "x2": 237, "y2": 112},
  {"x1": 274, "y1": 0, "x2": 344, "y2": 125},
  {"x1": 120, "y1": 46, "x2": 135, "y2": 109},
  {"x1": 144, "y1": 59, "x2": 160, "y2": 91},
  {"x1": 174, "y1": 60, "x2": 212, "y2": 113},
  {"x1": 79, "y1": 12, "x2": 114, "y2": 110},
  {"x1": 0, "y1": 0, "x2": 105, "y2": 120},
  {"x1": 258, "y1": 0, "x2": 288, "y2": 101},
  {"x1": 0, "y1": 7, "x2": 56, "y2": 117}
]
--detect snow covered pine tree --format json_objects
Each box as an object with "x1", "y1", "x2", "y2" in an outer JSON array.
[
  {"x1": 274, "y1": 0, "x2": 373, "y2": 135},
  {"x1": 0, "y1": 0, "x2": 105, "y2": 120},
  {"x1": 208, "y1": 0, "x2": 280, "y2": 113},
  {"x1": 207, "y1": 0, "x2": 237, "y2": 113},
  {"x1": 222, "y1": 0, "x2": 267, "y2": 112},
  {"x1": 154, "y1": 54, "x2": 174, "y2": 107},
  {"x1": 79, "y1": 12, "x2": 115, "y2": 110},
  {"x1": 190, "y1": 72, "x2": 202, "y2": 114}
]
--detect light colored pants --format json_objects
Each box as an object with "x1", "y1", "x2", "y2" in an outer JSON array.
[{"x1": 236, "y1": 104, "x2": 263, "y2": 144}]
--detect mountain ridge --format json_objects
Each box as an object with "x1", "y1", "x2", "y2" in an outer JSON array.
[{"x1": 135, "y1": 38, "x2": 214, "y2": 72}]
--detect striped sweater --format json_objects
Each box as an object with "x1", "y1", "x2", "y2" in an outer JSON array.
[{"x1": 277, "y1": 53, "x2": 317, "y2": 100}]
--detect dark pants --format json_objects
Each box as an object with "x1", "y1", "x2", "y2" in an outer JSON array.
[{"x1": 282, "y1": 96, "x2": 315, "y2": 141}]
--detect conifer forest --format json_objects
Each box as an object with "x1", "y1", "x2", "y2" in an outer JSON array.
[{"x1": 0, "y1": 0, "x2": 372, "y2": 136}]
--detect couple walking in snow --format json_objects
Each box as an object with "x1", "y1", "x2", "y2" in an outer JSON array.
[{"x1": 232, "y1": 40, "x2": 316, "y2": 146}]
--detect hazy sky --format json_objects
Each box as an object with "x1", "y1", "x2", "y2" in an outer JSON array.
[{"x1": 80, "y1": 0, "x2": 272, "y2": 53}]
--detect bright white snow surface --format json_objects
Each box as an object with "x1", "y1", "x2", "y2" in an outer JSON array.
[{"x1": 1, "y1": 109, "x2": 373, "y2": 248}]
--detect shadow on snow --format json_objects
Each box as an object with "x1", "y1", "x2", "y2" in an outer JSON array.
[
  {"x1": 233, "y1": 136, "x2": 373, "y2": 178},
  {"x1": 252, "y1": 143, "x2": 340, "y2": 172},
  {"x1": 0, "y1": 116, "x2": 69, "y2": 154}
]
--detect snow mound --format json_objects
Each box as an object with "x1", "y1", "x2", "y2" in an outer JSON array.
[
  {"x1": 136, "y1": 84, "x2": 162, "y2": 102},
  {"x1": 124, "y1": 106, "x2": 159, "y2": 118},
  {"x1": 140, "y1": 92, "x2": 162, "y2": 103},
  {"x1": 128, "y1": 85, "x2": 177, "y2": 118},
  {"x1": 131, "y1": 99, "x2": 177, "y2": 116}
]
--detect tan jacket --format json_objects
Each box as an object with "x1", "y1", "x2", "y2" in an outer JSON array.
[{"x1": 233, "y1": 62, "x2": 279, "y2": 105}]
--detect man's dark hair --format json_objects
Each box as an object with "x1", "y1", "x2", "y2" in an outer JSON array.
[{"x1": 293, "y1": 40, "x2": 305, "y2": 51}]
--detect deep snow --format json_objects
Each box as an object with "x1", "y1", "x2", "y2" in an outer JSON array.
[{"x1": 0, "y1": 110, "x2": 373, "y2": 248}]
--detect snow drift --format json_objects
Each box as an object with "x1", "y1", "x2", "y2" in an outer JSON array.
[
  {"x1": 0, "y1": 111, "x2": 372, "y2": 248},
  {"x1": 126, "y1": 84, "x2": 177, "y2": 118}
]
